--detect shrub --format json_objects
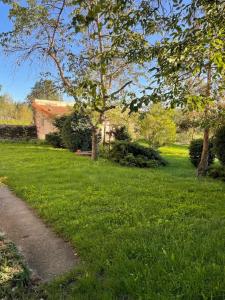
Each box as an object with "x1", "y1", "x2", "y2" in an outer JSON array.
[
  {"x1": 99, "y1": 144, "x2": 110, "y2": 159},
  {"x1": 46, "y1": 132, "x2": 63, "y2": 148},
  {"x1": 214, "y1": 126, "x2": 225, "y2": 166},
  {"x1": 189, "y1": 139, "x2": 215, "y2": 168},
  {"x1": 208, "y1": 165, "x2": 225, "y2": 181},
  {"x1": 61, "y1": 113, "x2": 92, "y2": 152},
  {"x1": 110, "y1": 141, "x2": 167, "y2": 168},
  {"x1": 113, "y1": 126, "x2": 131, "y2": 141}
]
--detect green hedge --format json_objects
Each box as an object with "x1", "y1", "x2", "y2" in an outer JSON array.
[{"x1": 0, "y1": 125, "x2": 37, "y2": 140}]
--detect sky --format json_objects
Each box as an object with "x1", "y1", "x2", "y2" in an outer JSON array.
[{"x1": 0, "y1": 2, "x2": 59, "y2": 102}]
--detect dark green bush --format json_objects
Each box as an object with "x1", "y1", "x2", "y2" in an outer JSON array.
[
  {"x1": 189, "y1": 139, "x2": 215, "y2": 168},
  {"x1": 208, "y1": 165, "x2": 225, "y2": 181},
  {"x1": 61, "y1": 113, "x2": 92, "y2": 152},
  {"x1": 110, "y1": 141, "x2": 167, "y2": 168},
  {"x1": 214, "y1": 126, "x2": 225, "y2": 166},
  {"x1": 45, "y1": 132, "x2": 63, "y2": 148},
  {"x1": 0, "y1": 125, "x2": 37, "y2": 140},
  {"x1": 113, "y1": 126, "x2": 131, "y2": 141}
]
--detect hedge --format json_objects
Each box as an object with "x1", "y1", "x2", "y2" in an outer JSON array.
[{"x1": 0, "y1": 125, "x2": 37, "y2": 140}]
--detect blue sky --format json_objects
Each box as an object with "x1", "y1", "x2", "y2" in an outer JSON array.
[{"x1": 0, "y1": 2, "x2": 57, "y2": 102}]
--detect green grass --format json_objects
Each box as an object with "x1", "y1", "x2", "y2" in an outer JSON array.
[{"x1": 0, "y1": 142, "x2": 225, "y2": 299}]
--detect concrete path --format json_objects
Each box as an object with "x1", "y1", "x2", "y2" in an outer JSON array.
[{"x1": 0, "y1": 186, "x2": 78, "y2": 282}]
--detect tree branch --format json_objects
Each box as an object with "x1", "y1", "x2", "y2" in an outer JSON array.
[{"x1": 109, "y1": 80, "x2": 132, "y2": 98}]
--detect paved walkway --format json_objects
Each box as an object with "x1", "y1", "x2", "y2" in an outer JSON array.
[{"x1": 0, "y1": 186, "x2": 78, "y2": 282}]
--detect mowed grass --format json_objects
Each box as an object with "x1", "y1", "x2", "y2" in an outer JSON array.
[{"x1": 0, "y1": 142, "x2": 225, "y2": 299}]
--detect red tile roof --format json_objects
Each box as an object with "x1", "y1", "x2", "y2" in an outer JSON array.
[{"x1": 32, "y1": 102, "x2": 72, "y2": 119}]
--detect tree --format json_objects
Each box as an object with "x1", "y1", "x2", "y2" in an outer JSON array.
[
  {"x1": 0, "y1": 0, "x2": 158, "y2": 159},
  {"x1": 27, "y1": 79, "x2": 62, "y2": 103},
  {"x1": 106, "y1": 107, "x2": 140, "y2": 140},
  {"x1": 134, "y1": 0, "x2": 225, "y2": 175},
  {"x1": 0, "y1": 93, "x2": 33, "y2": 125},
  {"x1": 139, "y1": 103, "x2": 176, "y2": 148}
]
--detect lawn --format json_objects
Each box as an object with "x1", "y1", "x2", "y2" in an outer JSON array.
[{"x1": 0, "y1": 142, "x2": 225, "y2": 299}]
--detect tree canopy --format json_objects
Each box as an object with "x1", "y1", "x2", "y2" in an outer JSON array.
[{"x1": 27, "y1": 79, "x2": 62, "y2": 103}]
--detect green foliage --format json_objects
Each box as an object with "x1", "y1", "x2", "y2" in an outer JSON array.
[
  {"x1": 208, "y1": 165, "x2": 225, "y2": 181},
  {"x1": 139, "y1": 104, "x2": 176, "y2": 148},
  {"x1": 214, "y1": 126, "x2": 225, "y2": 166},
  {"x1": 26, "y1": 79, "x2": 62, "y2": 103},
  {"x1": 110, "y1": 141, "x2": 167, "y2": 168},
  {"x1": 45, "y1": 132, "x2": 63, "y2": 148},
  {"x1": 60, "y1": 113, "x2": 92, "y2": 152},
  {"x1": 0, "y1": 234, "x2": 30, "y2": 299},
  {"x1": 113, "y1": 126, "x2": 131, "y2": 141},
  {"x1": 119, "y1": 153, "x2": 162, "y2": 168},
  {"x1": 189, "y1": 139, "x2": 215, "y2": 168},
  {"x1": 0, "y1": 125, "x2": 37, "y2": 140},
  {"x1": 0, "y1": 94, "x2": 33, "y2": 125}
]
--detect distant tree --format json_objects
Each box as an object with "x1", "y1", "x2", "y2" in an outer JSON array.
[
  {"x1": 139, "y1": 104, "x2": 176, "y2": 148},
  {"x1": 27, "y1": 79, "x2": 62, "y2": 103},
  {"x1": 106, "y1": 108, "x2": 140, "y2": 140},
  {"x1": 0, "y1": 93, "x2": 33, "y2": 125}
]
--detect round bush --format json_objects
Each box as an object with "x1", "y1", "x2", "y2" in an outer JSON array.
[
  {"x1": 61, "y1": 113, "x2": 92, "y2": 152},
  {"x1": 214, "y1": 126, "x2": 225, "y2": 166},
  {"x1": 45, "y1": 132, "x2": 63, "y2": 148},
  {"x1": 189, "y1": 138, "x2": 214, "y2": 168},
  {"x1": 110, "y1": 141, "x2": 167, "y2": 168}
]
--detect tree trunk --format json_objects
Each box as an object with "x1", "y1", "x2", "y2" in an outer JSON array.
[
  {"x1": 197, "y1": 59, "x2": 211, "y2": 176},
  {"x1": 91, "y1": 127, "x2": 98, "y2": 160},
  {"x1": 197, "y1": 127, "x2": 209, "y2": 176}
]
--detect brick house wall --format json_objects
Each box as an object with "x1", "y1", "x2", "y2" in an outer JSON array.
[
  {"x1": 33, "y1": 110, "x2": 57, "y2": 140},
  {"x1": 32, "y1": 99, "x2": 73, "y2": 140}
]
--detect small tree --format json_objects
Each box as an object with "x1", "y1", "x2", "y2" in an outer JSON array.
[{"x1": 139, "y1": 103, "x2": 176, "y2": 148}]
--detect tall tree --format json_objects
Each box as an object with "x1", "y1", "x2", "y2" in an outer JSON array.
[
  {"x1": 0, "y1": 0, "x2": 159, "y2": 159},
  {"x1": 27, "y1": 79, "x2": 62, "y2": 103},
  {"x1": 133, "y1": 0, "x2": 225, "y2": 175}
]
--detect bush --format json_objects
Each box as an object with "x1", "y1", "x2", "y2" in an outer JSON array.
[
  {"x1": 113, "y1": 126, "x2": 131, "y2": 141},
  {"x1": 214, "y1": 126, "x2": 225, "y2": 166},
  {"x1": 99, "y1": 144, "x2": 110, "y2": 159},
  {"x1": 189, "y1": 139, "x2": 215, "y2": 168},
  {"x1": 46, "y1": 132, "x2": 63, "y2": 148},
  {"x1": 208, "y1": 165, "x2": 225, "y2": 181},
  {"x1": 61, "y1": 113, "x2": 92, "y2": 152},
  {"x1": 110, "y1": 141, "x2": 167, "y2": 168}
]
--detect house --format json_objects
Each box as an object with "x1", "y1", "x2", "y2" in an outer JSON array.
[{"x1": 32, "y1": 99, "x2": 73, "y2": 139}]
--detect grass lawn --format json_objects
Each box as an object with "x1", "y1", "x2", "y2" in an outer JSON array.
[{"x1": 0, "y1": 142, "x2": 225, "y2": 299}]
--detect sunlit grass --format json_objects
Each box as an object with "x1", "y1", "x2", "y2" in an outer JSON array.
[{"x1": 0, "y1": 142, "x2": 225, "y2": 299}]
